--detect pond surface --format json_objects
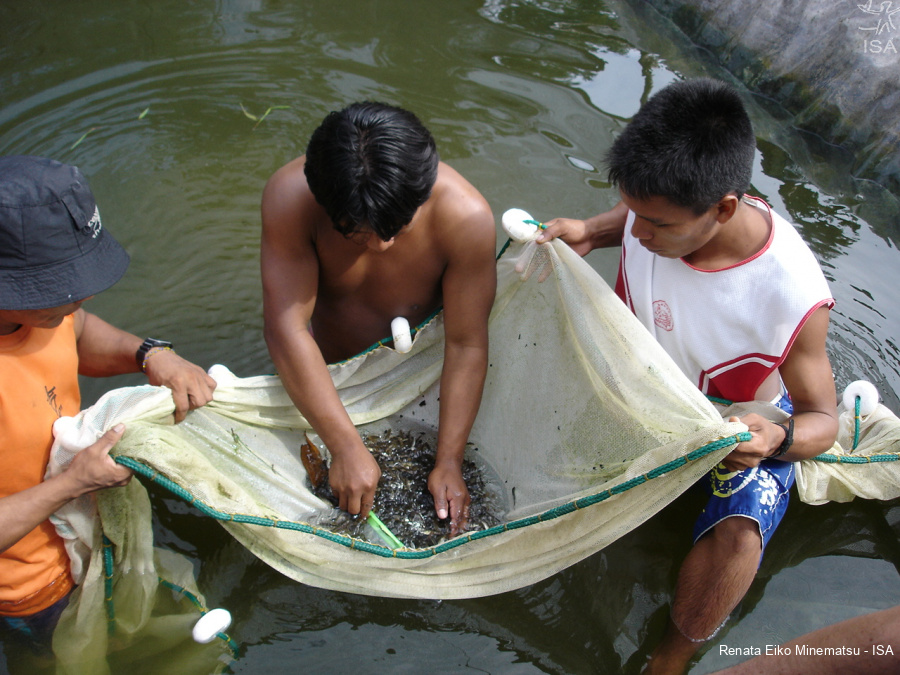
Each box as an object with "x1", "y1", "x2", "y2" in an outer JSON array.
[{"x1": 2, "y1": 1, "x2": 899, "y2": 673}]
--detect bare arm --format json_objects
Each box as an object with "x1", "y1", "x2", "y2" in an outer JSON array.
[
  {"x1": 74, "y1": 309, "x2": 216, "y2": 423},
  {"x1": 723, "y1": 306, "x2": 839, "y2": 471},
  {"x1": 0, "y1": 426, "x2": 131, "y2": 553},
  {"x1": 427, "y1": 182, "x2": 497, "y2": 534},
  {"x1": 536, "y1": 200, "x2": 630, "y2": 255},
  {"x1": 260, "y1": 165, "x2": 380, "y2": 518}
]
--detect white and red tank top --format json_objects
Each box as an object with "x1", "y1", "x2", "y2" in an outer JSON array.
[{"x1": 614, "y1": 196, "x2": 834, "y2": 402}]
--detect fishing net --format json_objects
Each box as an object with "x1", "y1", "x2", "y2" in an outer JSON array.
[
  {"x1": 795, "y1": 384, "x2": 900, "y2": 504},
  {"x1": 710, "y1": 383, "x2": 900, "y2": 506},
  {"x1": 45, "y1": 393, "x2": 238, "y2": 675},
  {"x1": 43, "y1": 224, "x2": 900, "y2": 670}
]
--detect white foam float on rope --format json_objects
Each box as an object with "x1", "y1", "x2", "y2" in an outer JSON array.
[
  {"x1": 192, "y1": 607, "x2": 232, "y2": 644},
  {"x1": 842, "y1": 380, "x2": 879, "y2": 417},
  {"x1": 391, "y1": 316, "x2": 413, "y2": 353},
  {"x1": 501, "y1": 208, "x2": 540, "y2": 242},
  {"x1": 208, "y1": 363, "x2": 239, "y2": 385}
]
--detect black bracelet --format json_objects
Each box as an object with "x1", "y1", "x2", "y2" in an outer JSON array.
[{"x1": 771, "y1": 418, "x2": 794, "y2": 458}]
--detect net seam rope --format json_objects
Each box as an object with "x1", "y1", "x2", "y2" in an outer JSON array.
[
  {"x1": 112, "y1": 431, "x2": 750, "y2": 560},
  {"x1": 101, "y1": 534, "x2": 240, "y2": 657},
  {"x1": 708, "y1": 394, "x2": 900, "y2": 463}
]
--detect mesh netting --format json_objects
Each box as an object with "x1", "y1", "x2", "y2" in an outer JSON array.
[{"x1": 43, "y1": 235, "x2": 900, "y2": 671}]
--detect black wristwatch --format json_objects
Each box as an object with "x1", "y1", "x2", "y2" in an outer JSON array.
[
  {"x1": 771, "y1": 418, "x2": 794, "y2": 458},
  {"x1": 136, "y1": 337, "x2": 174, "y2": 370}
]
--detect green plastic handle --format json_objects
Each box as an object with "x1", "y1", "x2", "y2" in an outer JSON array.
[{"x1": 367, "y1": 511, "x2": 404, "y2": 549}]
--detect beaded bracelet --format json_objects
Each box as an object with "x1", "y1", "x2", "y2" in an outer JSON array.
[{"x1": 141, "y1": 345, "x2": 173, "y2": 372}]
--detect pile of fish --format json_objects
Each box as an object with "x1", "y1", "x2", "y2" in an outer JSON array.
[{"x1": 302, "y1": 430, "x2": 505, "y2": 549}]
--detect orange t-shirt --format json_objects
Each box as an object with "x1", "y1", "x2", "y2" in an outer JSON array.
[{"x1": 0, "y1": 314, "x2": 79, "y2": 616}]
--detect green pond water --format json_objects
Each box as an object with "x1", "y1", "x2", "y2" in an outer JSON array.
[{"x1": 2, "y1": 1, "x2": 899, "y2": 673}]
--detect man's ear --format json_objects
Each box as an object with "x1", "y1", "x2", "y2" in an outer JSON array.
[{"x1": 715, "y1": 194, "x2": 740, "y2": 223}]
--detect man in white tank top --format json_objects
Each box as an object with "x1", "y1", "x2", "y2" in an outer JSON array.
[{"x1": 539, "y1": 79, "x2": 839, "y2": 674}]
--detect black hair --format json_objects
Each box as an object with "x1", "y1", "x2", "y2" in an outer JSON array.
[
  {"x1": 304, "y1": 102, "x2": 439, "y2": 241},
  {"x1": 606, "y1": 78, "x2": 756, "y2": 214}
]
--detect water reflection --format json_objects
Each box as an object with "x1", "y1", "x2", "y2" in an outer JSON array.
[{"x1": 2, "y1": 0, "x2": 899, "y2": 673}]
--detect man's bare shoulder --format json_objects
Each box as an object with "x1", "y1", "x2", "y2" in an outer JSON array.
[
  {"x1": 261, "y1": 155, "x2": 325, "y2": 242},
  {"x1": 429, "y1": 162, "x2": 495, "y2": 243},
  {"x1": 263, "y1": 154, "x2": 306, "y2": 198}
]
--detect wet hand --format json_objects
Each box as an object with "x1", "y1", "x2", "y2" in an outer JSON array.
[
  {"x1": 144, "y1": 350, "x2": 217, "y2": 423},
  {"x1": 65, "y1": 424, "x2": 133, "y2": 495},
  {"x1": 536, "y1": 217, "x2": 594, "y2": 256},
  {"x1": 721, "y1": 414, "x2": 785, "y2": 472},
  {"x1": 427, "y1": 463, "x2": 471, "y2": 536},
  {"x1": 328, "y1": 446, "x2": 381, "y2": 519}
]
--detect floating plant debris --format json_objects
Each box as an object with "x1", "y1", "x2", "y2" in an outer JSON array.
[
  {"x1": 240, "y1": 103, "x2": 290, "y2": 130},
  {"x1": 70, "y1": 127, "x2": 98, "y2": 150},
  {"x1": 304, "y1": 430, "x2": 505, "y2": 549}
]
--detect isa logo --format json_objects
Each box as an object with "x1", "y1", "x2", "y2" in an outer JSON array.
[{"x1": 856, "y1": 0, "x2": 900, "y2": 54}]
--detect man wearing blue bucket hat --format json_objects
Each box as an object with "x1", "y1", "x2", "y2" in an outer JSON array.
[{"x1": 0, "y1": 156, "x2": 216, "y2": 655}]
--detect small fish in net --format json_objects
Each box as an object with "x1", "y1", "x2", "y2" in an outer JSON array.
[{"x1": 302, "y1": 430, "x2": 505, "y2": 548}]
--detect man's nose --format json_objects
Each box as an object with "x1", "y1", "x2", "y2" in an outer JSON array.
[{"x1": 630, "y1": 218, "x2": 652, "y2": 240}]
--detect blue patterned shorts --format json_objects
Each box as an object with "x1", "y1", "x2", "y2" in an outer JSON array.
[{"x1": 693, "y1": 392, "x2": 794, "y2": 561}]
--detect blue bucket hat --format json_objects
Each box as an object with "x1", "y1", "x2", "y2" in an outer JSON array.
[{"x1": 0, "y1": 155, "x2": 130, "y2": 310}]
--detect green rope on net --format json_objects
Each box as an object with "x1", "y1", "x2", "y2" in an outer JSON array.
[
  {"x1": 102, "y1": 532, "x2": 239, "y2": 656},
  {"x1": 113, "y1": 430, "x2": 748, "y2": 559},
  {"x1": 809, "y1": 393, "x2": 900, "y2": 464},
  {"x1": 707, "y1": 393, "x2": 900, "y2": 465},
  {"x1": 523, "y1": 219, "x2": 547, "y2": 230},
  {"x1": 102, "y1": 535, "x2": 116, "y2": 636},
  {"x1": 101, "y1": 535, "x2": 240, "y2": 658}
]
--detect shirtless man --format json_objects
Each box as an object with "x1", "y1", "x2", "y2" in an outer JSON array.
[{"x1": 261, "y1": 102, "x2": 496, "y2": 533}]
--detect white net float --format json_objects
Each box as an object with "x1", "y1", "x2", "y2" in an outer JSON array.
[
  {"x1": 842, "y1": 380, "x2": 879, "y2": 417},
  {"x1": 192, "y1": 607, "x2": 232, "y2": 644},
  {"x1": 501, "y1": 208, "x2": 540, "y2": 242},
  {"x1": 391, "y1": 316, "x2": 412, "y2": 353}
]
